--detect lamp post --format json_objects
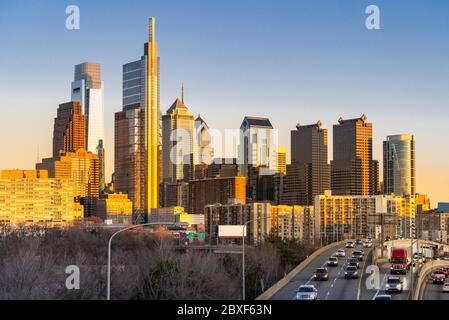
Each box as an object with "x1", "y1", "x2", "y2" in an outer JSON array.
[{"x1": 106, "y1": 222, "x2": 177, "y2": 300}]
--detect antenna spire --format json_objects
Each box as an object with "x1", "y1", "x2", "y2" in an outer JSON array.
[{"x1": 181, "y1": 82, "x2": 185, "y2": 104}]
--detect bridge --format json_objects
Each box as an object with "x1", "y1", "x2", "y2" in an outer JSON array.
[{"x1": 256, "y1": 238, "x2": 449, "y2": 300}]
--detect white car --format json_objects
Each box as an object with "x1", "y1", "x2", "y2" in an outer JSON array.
[
  {"x1": 335, "y1": 249, "x2": 346, "y2": 257},
  {"x1": 443, "y1": 283, "x2": 449, "y2": 293},
  {"x1": 363, "y1": 242, "x2": 372, "y2": 248},
  {"x1": 385, "y1": 276, "x2": 403, "y2": 293},
  {"x1": 293, "y1": 285, "x2": 318, "y2": 300}
]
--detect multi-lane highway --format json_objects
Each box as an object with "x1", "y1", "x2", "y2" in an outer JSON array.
[{"x1": 270, "y1": 242, "x2": 419, "y2": 300}]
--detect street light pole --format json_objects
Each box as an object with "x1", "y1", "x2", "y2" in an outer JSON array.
[{"x1": 106, "y1": 222, "x2": 176, "y2": 300}]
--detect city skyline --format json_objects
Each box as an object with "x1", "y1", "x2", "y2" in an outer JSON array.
[{"x1": 0, "y1": 0, "x2": 448, "y2": 204}]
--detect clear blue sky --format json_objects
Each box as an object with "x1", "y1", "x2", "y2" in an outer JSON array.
[{"x1": 0, "y1": 0, "x2": 448, "y2": 204}]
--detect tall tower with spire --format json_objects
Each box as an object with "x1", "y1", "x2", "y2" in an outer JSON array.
[{"x1": 145, "y1": 17, "x2": 160, "y2": 212}]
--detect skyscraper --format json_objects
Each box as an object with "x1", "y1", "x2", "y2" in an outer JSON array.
[
  {"x1": 114, "y1": 105, "x2": 146, "y2": 215},
  {"x1": 52, "y1": 101, "x2": 86, "y2": 158},
  {"x1": 71, "y1": 62, "x2": 105, "y2": 153},
  {"x1": 115, "y1": 18, "x2": 161, "y2": 216},
  {"x1": 145, "y1": 18, "x2": 160, "y2": 212},
  {"x1": 239, "y1": 116, "x2": 278, "y2": 178},
  {"x1": 283, "y1": 121, "x2": 330, "y2": 205},
  {"x1": 383, "y1": 134, "x2": 416, "y2": 196},
  {"x1": 195, "y1": 115, "x2": 214, "y2": 166},
  {"x1": 162, "y1": 97, "x2": 196, "y2": 182},
  {"x1": 276, "y1": 146, "x2": 287, "y2": 175},
  {"x1": 331, "y1": 115, "x2": 377, "y2": 196}
]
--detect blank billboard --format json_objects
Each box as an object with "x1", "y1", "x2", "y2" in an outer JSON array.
[{"x1": 218, "y1": 225, "x2": 246, "y2": 238}]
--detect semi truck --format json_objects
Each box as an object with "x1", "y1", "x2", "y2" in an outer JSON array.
[{"x1": 390, "y1": 248, "x2": 409, "y2": 275}]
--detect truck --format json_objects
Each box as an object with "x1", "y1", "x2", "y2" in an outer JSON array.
[{"x1": 390, "y1": 248, "x2": 409, "y2": 275}]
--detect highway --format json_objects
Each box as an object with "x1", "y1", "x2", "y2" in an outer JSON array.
[
  {"x1": 270, "y1": 242, "x2": 421, "y2": 300},
  {"x1": 271, "y1": 244, "x2": 373, "y2": 300}
]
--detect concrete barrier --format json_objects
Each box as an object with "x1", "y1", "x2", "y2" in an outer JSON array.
[
  {"x1": 255, "y1": 240, "x2": 348, "y2": 300},
  {"x1": 413, "y1": 260, "x2": 449, "y2": 300}
]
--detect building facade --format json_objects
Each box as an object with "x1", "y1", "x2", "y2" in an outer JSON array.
[
  {"x1": 270, "y1": 205, "x2": 314, "y2": 243},
  {"x1": 94, "y1": 193, "x2": 133, "y2": 224},
  {"x1": 283, "y1": 121, "x2": 330, "y2": 206},
  {"x1": 383, "y1": 134, "x2": 416, "y2": 197},
  {"x1": 0, "y1": 170, "x2": 83, "y2": 225},
  {"x1": 188, "y1": 176, "x2": 246, "y2": 214},
  {"x1": 331, "y1": 115, "x2": 377, "y2": 196}
]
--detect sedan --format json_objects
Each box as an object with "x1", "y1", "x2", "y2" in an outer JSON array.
[
  {"x1": 335, "y1": 249, "x2": 346, "y2": 258},
  {"x1": 385, "y1": 276, "x2": 403, "y2": 293},
  {"x1": 348, "y1": 258, "x2": 360, "y2": 269},
  {"x1": 344, "y1": 266, "x2": 359, "y2": 279},
  {"x1": 443, "y1": 283, "x2": 449, "y2": 293},
  {"x1": 345, "y1": 241, "x2": 355, "y2": 249},
  {"x1": 363, "y1": 242, "x2": 372, "y2": 248},
  {"x1": 293, "y1": 285, "x2": 318, "y2": 300},
  {"x1": 327, "y1": 257, "x2": 338, "y2": 267},
  {"x1": 314, "y1": 268, "x2": 329, "y2": 281},
  {"x1": 352, "y1": 251, "x2": 364, "y2": 261}
]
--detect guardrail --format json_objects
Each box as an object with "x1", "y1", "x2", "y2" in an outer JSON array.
[
  {"x1": 255, "y1": 240, "x2": 349, "y2": 300},
  {"x1": 413, "y1": 260, "x2": 449, "y2": 300}
]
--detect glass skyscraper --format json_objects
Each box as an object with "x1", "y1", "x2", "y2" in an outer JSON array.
[{"x1": 383, "y1": 134, "x2": 416, "y2": 196}]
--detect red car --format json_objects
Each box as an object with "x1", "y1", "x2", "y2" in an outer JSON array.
[{"x1": 314, "y1": 268, "x2": 329, "y2": 281}]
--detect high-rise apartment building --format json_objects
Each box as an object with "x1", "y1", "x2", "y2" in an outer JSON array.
[
  {"x1": 162, "y1": 98, "x2": 197, "y2": 182},
  {"x1": 188, "y1": 176, "x2": 246, "y2": 214},
  {"x1": 71, "y1": 62, "x2": 105, "y2": 154},
  {"x1": 0, "y1": 170, "x2": 83, "y2": 225},
  {"x1": 49, "y1": 149, "x2": 99, "y2": 216},
  {"x1": 283, "y1": 121, "x2": 330, "y2": 206},
  {"x1": 52, "y1": 101, "x2": 86, "y2": 158},
  {"x1": 270, "y1": 205, "x2": 315, "y2": 243},
  {"x1": 383, "y1": 134, "x2": 416, "y2": 197},
  {"x1": 331, "y1": 115, "x2": 377, "y2": 196},
  {"x1": 315, "y1": 191, "x2": 416, "y2": 244}
]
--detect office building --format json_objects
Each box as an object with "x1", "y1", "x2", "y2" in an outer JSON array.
[
  {"x1": 383, "y1": 134, "x2": 416, "y2": 196},
  {"x1": 189, "y1": 176, "x2": 246, "y2": 214},
  {"x1": 71, "y1": 62, "x2": 105, "y2": 154},
  {"x1": 0, "y1": 170, "x2": 83, "y2": 225},
  {"x1": 162, "y1": 97, "x2": 197, "y2": 182},
  {"x1": 94, "y1": 193, "x2": 133, "y2": 224},
  {"x1": 114, "y1": 105, "x2": 146, "y2": 215},
  {"x1": 283, "y1": 121, "x2": 330, "y2": 205},
  {"x1": 52, "y1": 101, "x2": 86, "y2": 158},
  {"x1": 160, "y1": 181, "x2": 189, "y2": 209},
  {"x1": 331, "y1": 115, "x2": 377, "y2": 195},
  {"x1": 195, "y1": 115, "x2": 214, "y2": 166},
  {"x1": 239, "y1": 116, "x2": 278, "y2": 178},
  {"x1": 276, "y1": 146, "x2": 287, "y2": 175}
]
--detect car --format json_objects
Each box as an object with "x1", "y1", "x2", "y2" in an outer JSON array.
[
  {"x1": 293, "y1": 285, "x2": 318, "y2": 300},
  {"x1": 352, "y1": 250, "x2": 364, "y2": 261},
  {"x1": 344, "y1": 266, "x2": 358, "y2": 279},
  {"x1": 345, "y1": 241, "x2": 355, "y2": 248},
  {"x1": 355, "y1": 239, "x2": 363, "y2": 245},
  {"x1": 443, "y1": 283, "x2": 449, "y2": 293},
  {"x1": 385, "y1": 236, "x2": 391, "y2": 242},
  {"x1": 348, "y1": 258, "x2": 360, "y2": 269},
  {"x1": 433, "y1": 274, "x2": 445, "y2": 284},
  {"x1": 335, "y1": 249, "x2": 346, "y2": 257},
  {"x1": 314, "y1": 268, "x2": 329, "y2": 281},
  {"x1": 374, "y1": 294, "x2": 392, "y2": 300},
  {"x1": 363, "y1": 242, "x2": 372, "y2": 248},
  {"x1": 327, "y1": 256, "x2": 338, "y2": 267},
  {"x1": 385, "y1": 276, "x2": 403, "y2": 293}
]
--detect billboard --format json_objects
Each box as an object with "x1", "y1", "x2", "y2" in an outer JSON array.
[{"x1": 218, "y1": 225, "x2": 246, "y2": 238}]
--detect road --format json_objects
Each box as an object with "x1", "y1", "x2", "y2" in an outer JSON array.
[
  {"x1": 271, "y1": 244, "x2": 373, "y2": 300},
  {"x1": 270, "y1": 243, "x2": 422, "y2": 300}
]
